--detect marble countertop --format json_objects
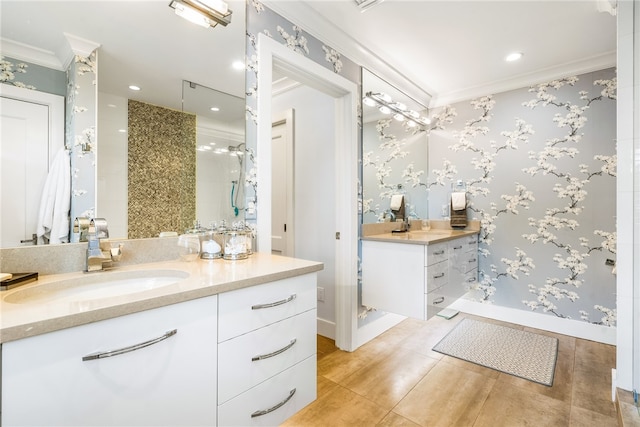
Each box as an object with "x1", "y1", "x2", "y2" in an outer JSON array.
[{"x1": 0, "y1": 252, "x2": 323, "y2": 344}]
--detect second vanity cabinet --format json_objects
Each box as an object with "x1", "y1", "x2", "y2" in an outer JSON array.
[
  {"x1": 1, "y1": 272, "x2": 319, "y2": 426},
  {"x1": 362, "y1": 234, "x2": 478, "y2": 320}
]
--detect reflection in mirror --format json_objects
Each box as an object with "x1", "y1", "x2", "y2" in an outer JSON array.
[
  {"x1": 361, "y1": 69, "x2": 429, "y2": 224},
  {"x1": 0, "y1": 0, "x2": 246, "y2": 247}
]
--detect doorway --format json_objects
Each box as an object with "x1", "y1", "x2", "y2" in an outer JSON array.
[
  {"x1": 256, "y1": 34, "x2": 359, "y2": 351},
  {"x1": 271, "y1": 109, "x2": 294, "y2": 256}
]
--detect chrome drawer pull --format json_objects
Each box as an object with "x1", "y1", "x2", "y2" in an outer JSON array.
[
  {"x1": 251, "y1": 388, "x2": 296, "y2": 418},
  {"x1": 453, "y1": 245, "x2": 463, "y2": 250},
  {"x1": 433, "y1": 273, "x2": 445, "y2": 279},
  {"x1": 469, "y1": 258, "x2": 477, "y2": 263},
  {"x1": 251, "y1": 294, "x2": 297, "y2": 310},
  {"x1": 434, "y1": 250, "x2": 445, "y2": 255},
  {"x1": 252, "y1": 339, "x2": 297, "y2": 361},
  {"x1": 82, "y1": 329, "x2": 177, "y2": 361},
  {"x1": 467, "y1": 277, "x2": 476, "y2": 282},
  {"x1": 433, "y1": 296, "x2": 445, "y2": 305}
]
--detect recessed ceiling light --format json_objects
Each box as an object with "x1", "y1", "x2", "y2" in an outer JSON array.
[
  {"x1": 118, "y1": 129, "x2": 126, "y2": 133},
  {"x1": 210, "y1": 106, "x2": 220, "y2": 112},
  {"x1": 505, "y1": 52, "x2": 523, "y2": 62},
  {"x1": 129, "y1": 85, "x2": 141, "y2": 91},
  {"x1": 232, "y1": 60, "x2": 244, "y2": 70}
]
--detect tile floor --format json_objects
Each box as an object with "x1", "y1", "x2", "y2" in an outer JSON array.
[{"x1": 283, "y1": 312, "x2": 618, "y2": 427}]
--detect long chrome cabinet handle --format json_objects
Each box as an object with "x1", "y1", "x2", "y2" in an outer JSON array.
[
  {"x1": 82, "y1": 329, "x2": 177, "y2": 361},
  {"x1": 251, "y1": 388, "x2": 296, "y2": 418},
  {"x1": 251, "y1": 294, "x2": 296, "y2": 310},
  {"x1": 433, "y1": 273, "x2": 445, "y2": 279},
  {"x1": 434, "y1": 250, "x2": 445, "y2": 255},
  {"x1": 252, "y1": 339, "x2": 297, "y2": 362}
]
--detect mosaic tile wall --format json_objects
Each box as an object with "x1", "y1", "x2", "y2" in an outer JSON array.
[{"x1": 127, "y1": 100, "x2": 196, "y2": 239}]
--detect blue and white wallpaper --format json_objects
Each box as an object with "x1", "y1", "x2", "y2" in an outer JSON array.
[
  {"x1": 67, "y1": 52, "x2": 97, "y2": 240},
  {"x1": 428, "y1": 68, "x2": 617, "y2": 326}
]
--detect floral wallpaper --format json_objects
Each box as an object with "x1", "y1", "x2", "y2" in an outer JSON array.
[
  {"x1": 427, "y1": 68, "x2": 617, "y2": 326},
  {"x1": 67, "y1": 52, "x2": 97, "y2": 241},
  {"x1": 362, "y1": 117, "x2": 428, "y2": 223},
  {"x1": 0, "y1": 55, "x2": 66, "y2": 95}
]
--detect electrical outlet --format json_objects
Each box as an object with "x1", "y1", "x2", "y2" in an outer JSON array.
[{"x1": 317, "y1": 287, "x2": 325, "y2": 302}]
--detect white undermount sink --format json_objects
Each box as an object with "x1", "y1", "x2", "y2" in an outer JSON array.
[{"x1": 3, "y1": 269, "x2": 190, "y2": 305}]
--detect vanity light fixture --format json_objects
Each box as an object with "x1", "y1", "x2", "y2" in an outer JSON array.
[
  {"x1": 364, "y1": 91, "x2": 431, "y2": 128},
  {"x1": 169, "y1": 0, "x2": 232, "y2": 28}
]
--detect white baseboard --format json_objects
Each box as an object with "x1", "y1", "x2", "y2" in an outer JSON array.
[
  {"x1": 317, "y1": 317, "x2": 336, "y2": 340},
  {"x1": 449, "y1": 298, "x2": 616, "y2": 345},
  {"x1": 356, "y1": 312, "x2": 406, "y2": 349}
]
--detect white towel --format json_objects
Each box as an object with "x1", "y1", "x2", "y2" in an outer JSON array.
[
  {"x1": 390, "y1": 194, "x2": 404, "y2": 210},
  {"x1": 451, "y1": 192, "x2": 466, "y2": 211},
  {"x1": 36, "y1": 147, "x2": 71, "y2": 244}
]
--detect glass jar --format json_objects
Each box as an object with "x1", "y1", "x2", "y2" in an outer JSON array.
[
  {"x1": 223, "y1": 228, "x2": 248, "y2": 260},
  {"x1": 200, "y1": 227, "x2": 222, "y2": 259}
]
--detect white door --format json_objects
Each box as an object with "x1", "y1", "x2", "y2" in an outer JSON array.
[
  {"x1": 1, "y1": 97, "x2": 50, "y2": 247},
  {"x1": 0, "y1": 85, "x2": 64, "y2": 248},
  {"x1": 271, "y1": 112, "x2": 294, "y2": 256}
]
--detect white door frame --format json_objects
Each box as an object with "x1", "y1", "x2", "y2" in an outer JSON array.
[
  {"x1": 256, "y1": 34, "x2": 359, "y2": 351},
  {"x1": 0, "y1": 84, "x2": 65, "y2": 166}
]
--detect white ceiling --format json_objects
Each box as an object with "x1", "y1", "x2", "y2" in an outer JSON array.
[
  {"x1": 0, "y1": 0, "x2": 246, "y2": 122},
  {"x1": 268, "y1": 0, "x2": 617, "y2": 106},
  {"x1": 1, "y1": 1, "x2": 617, "y2": 110}
]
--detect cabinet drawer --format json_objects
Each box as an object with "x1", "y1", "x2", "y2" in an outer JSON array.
[
  {"x1": 218, "y1": 273, "x2": 317, "y2": 342},
  {"x1": 451, "y1": 250, "x2": 478, "y2": 275},
  {"x1": 425, "y1": 290, "x2": 451, "y2": 319},
  {"x1": 425, "y1": 260, "x2": 448, "y2": 292},
  {"x1": 218, "y1": 309, "x2": 317, "y2": 404},
  {"x1": 426, "y1": 242, "x2": 447, "y2": 266},
  {"x1": 464, "y1": 233, "x2": 478, "y2": 246},
  {"x1": 465, "y1": 251, "x2": 478, "y2": 273},
  {"x1": 2, "y1": 296, "x2": 218, "y2": 426},
  {"x1": 218, "y1": 355, "x2": 316, "y2": 426}
]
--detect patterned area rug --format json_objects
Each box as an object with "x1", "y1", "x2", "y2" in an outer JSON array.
[{"x1": 432, "y1": 318, "x2": 558, "y2": 386}]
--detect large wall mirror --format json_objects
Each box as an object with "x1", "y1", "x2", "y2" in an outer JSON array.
[
  {"x1": 0, "y1": 0, "x2": 246, "y2": 247},
  {"x1": 361, "y1": 69, "x2": 429, "y2": 223}
]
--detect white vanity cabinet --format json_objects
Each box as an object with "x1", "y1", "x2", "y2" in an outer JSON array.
[
  {"x1": 217, "y1": 274, "x2": 317, "y2": 426},
  {"x1": 1, "y1": 295, "x2": 218, "y2": 426},
  {"x1": 362, "y1": 233, "x2": 478, "y2": 320}
]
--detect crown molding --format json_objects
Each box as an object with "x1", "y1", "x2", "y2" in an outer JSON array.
[
  {"x1": 61, "y1": 33, "x2": 101, "y2": 69},
  {"x1": 261, "y1": 0, "x2": 434, "y2": 105},
  {"x1": 431, "y1": 50, "x2": 617, "y2": 108},
  {"x1": 1, "y1": 33, "x2": 100, "y2": 72},
  {"x1": 0, "y1": 38, "x2": 65, "y2": 70}
]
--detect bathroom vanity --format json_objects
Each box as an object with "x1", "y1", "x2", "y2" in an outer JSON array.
[
  {"x1": 361, "y1": 222, "x2": 479, "y2": 320},
  {"x1": 0, "y1": 253, "x2": 322, "y2": 426}
]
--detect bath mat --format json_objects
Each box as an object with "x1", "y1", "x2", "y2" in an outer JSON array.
[{"x1": 432, "y1": 318, "x2": 558, "y2": 386}]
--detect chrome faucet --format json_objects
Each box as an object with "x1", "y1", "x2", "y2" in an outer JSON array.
[{"x1": 85, "y1": 218, "x2": 123, "y2": 272}]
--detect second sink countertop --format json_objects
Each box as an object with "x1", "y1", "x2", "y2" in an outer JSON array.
[{"x1": 361, "y1": 219, "x2": 480, "y2": 245}]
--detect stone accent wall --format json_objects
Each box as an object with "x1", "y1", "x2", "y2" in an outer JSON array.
[{"x1": 127, "y1": 100, "x2": 196, "y2": 239}]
